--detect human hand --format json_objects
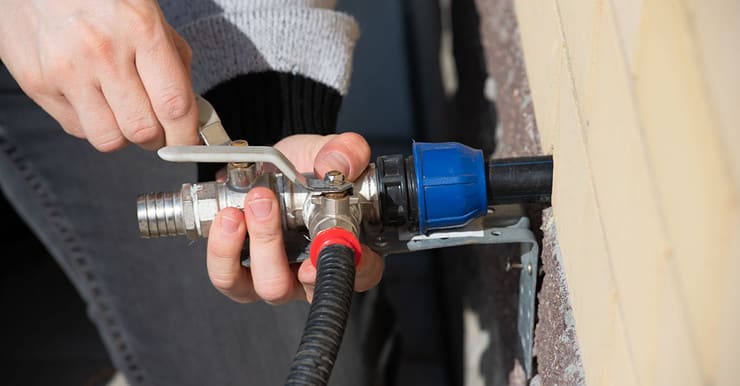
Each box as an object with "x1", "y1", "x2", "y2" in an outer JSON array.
[
  {"x1": 206, "y1": 133, "x2": 384, "y2": 303},
  {"x1": 0, "y1": 0, "x2": 198, "y2": 151}
]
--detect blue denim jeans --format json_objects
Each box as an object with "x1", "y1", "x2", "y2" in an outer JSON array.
[{"x1": 0, "y1": 64, "x2": 388, "y2": 385}]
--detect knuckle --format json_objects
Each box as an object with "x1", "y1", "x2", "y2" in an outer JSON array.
[
  {"x1": 18, "y1": 71, "x2": 47, "y2": 95},
  {"x1": 90, "y1": 36, "x2": 116, "y2": 64},
  {"x1": 209, "y1": 271, "x2": 239, "y2": 292},
  {"x1": 45, "y1": 61, "x2": 71, "y2": 81},
  {"x1": 72, "y1": 22, "x2": 115, "y2": 62},
  {"x1": 61, "y1": 124, "x2": 85, "y2": 139},
  {"x1": 230, "y1": 295, "x2": 254, "y2": 304},
  {"x1": 256, "y1": 278, "x2": 294, "y2": 304},
  {"x1": 157, "y1": 91, "x2": 191, "y2": 121},
  {"x1": 90, "y1": 132, "x2": 126, "y2": 152},
  {"x1": 126, "y1": 4, "x2": 160, "y2": 37},
  {"x1": 125, "y1": 117, "x2": 160, "y2": 143},
  {"x1": 249, "y1": 231, "x2": 281, "y2": 247}
]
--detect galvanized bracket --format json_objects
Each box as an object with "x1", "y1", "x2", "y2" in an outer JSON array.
[{"x1": 373, "y1": 213, "x2": 539, "y2": 379}]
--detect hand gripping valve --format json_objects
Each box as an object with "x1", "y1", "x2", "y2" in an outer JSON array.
[{"x1": 135, "y1": 96, "x2": 553, "y2": 385}]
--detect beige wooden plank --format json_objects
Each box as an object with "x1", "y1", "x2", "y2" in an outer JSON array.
[
  {"x1": 555, "y1": 0, "x2": 601, "y2": 99},
  {"x1": 683, "y1": 0, "x2": 740, "y2": 190},
  {"x1": 550, "y1": 51, "x2": 621, "y2": 385},
  {"x1": 654, "y1": 275, "x2": 704, "y2": 386},
  {"x1": 716, "y1": 219, "x2": 740, "y2": 386},
  {"x1": 634, "y1": 0, "x2": 736, "y2": 379},
  {"x1": 608, "y1": 0, "x2": 643, "y2": 70},
  {"x1": 558, "y1": 1, "x2": 673, "y2": 383},
  {"x1": 512, "y1": 0, "x2": 562, "y2": 153},
  {"x1": 515, "y1": 0, "x2": 610, "y2": 379},
  {"x1": 601, "y1": 311, "x2": 639, "y2": 386}
]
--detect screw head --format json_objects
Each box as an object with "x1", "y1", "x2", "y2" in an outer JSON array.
[{"x1": 324, "y1": 170, "x2": 345, "y2": 185}]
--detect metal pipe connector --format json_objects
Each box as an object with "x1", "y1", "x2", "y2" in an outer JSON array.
[
  {"x1": 136, "y1": 167, "x2": 380, "y2": 241},
  {"x1": 137, "y1": 191, "x2": 186, "y2": 238}
]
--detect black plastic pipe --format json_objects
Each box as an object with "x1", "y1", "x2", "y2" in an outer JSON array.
[
  {"x1": 285, "y1": 244, "x2": 356, "y2": 386},
  {"x1": 486, "y1": 155, "x2": 553, "y2": 205}
]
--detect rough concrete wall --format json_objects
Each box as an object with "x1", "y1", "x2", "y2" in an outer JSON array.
[
  {"x1": 473, "y1": 0, "x2": 540, "y2": 158},
  {"x1": 531, "y1": 209, "x2": 586, "y2": 386},
  {"x1": 513, "y1": 0, "x2": 740, "y2": 384}
]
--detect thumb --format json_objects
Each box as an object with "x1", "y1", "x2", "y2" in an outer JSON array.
[{"x1": 313, "y1": 132, "x2": 371, "y2": 180}]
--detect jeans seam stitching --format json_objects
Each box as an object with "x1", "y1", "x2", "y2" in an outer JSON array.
[{"x1": 0, "y1": 137, "x2": 147, "y2": 385}]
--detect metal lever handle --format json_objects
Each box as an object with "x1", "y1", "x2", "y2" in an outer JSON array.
[
  {"x1": 196, "y1": 95, "x2": 232, "y2": 146},
  {"x1": 171, "y1": 96, "x2": 350, "y2": 193},
  {"x1": 159, "y1": 145, "x2": 306, "y2": 185}
]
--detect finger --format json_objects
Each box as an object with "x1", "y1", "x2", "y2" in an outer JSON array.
[
  {"x1": 207, "y1": 207, "x2": 256, "y2": 303},
  {"x1": 33, "y1": 93, "x2": 84, "y2": 138},
  {"x1": 244, "y1": 187, "x2": 300, "y2": 304},
  {"x1": 297, "y1": 260, "x2": 317, "y2": 302},
  {"x1": 353, "y1": 245, "x2": 384, "y2": 292},
  {"x1": 66, "y1": 85, "x2": 127, "y2": 152},
  {"x1": 290, "y1": 264, "x2": 308, "y2": 302},
  {"x1": 167, "y1": 25, "x2": 193, "y2": 75},
  {"x1": 100, "y1": 61, "x2": 164, "y2": 150},
  {"x1": 274, "y1": 134, "x2": 338, "y2": 173},
  {"x1": 313, "y1": 132, "x2": 371, "y2": 180},
  {"x1": 273, "y1": 132, "x2": 371, "y2": 179},
  {"x1": 135, "y1": 28, "x2": 199, "y2": 146}
]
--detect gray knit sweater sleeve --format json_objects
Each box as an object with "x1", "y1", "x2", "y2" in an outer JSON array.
[{"x1": 157, "y1": 0, "x2": 359, "y2": 95}]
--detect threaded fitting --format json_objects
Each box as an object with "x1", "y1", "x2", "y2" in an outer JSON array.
[{"x1": 136, "y1": 191, "x2": 186, "y2": 238}]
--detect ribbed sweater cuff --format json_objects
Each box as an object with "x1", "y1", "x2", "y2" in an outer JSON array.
[
  {"x1": 203, "y1": 72, "x2": 341, "y2": 144},
  {"x1": 174, "y1": 8, "x2": 358, "y2": 95}
]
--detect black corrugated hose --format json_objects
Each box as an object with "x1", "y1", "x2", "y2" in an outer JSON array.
[{"x1": 285, "y1": 244, "x2": 356, "y2": 386}]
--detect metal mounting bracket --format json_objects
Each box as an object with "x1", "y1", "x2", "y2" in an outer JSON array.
[{"x1": 374, "y1": 214, "x2": 539, "y2": 379}]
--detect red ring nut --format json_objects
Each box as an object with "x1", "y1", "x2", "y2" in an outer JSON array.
[{"x1": 309, "y1": 227, "x2": 362, "y2": 267}]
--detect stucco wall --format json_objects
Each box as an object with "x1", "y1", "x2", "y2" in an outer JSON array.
[{"x1": 513, "y1": 0, "x2": 740, "y2": 384}]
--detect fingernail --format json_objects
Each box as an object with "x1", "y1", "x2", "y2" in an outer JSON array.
[
  {"x1": 220, "y1": 213, "x2": 241, "y2": 234},
  {"x1": 322, "y1": 152, "x2": 350, "y2": 174},
  {"x1": 248, "y1": 198, "x2": 272, "y2": 219}
]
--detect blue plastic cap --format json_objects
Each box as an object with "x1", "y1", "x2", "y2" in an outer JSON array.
[{"x1": 413, "y1": 142, "x2": 487, "y2": 233}]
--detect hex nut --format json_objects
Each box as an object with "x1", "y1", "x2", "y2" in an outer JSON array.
[
  {"x1": 180, "y1": 184, "x2": 199, "y2": 239},
  {"x1": 193, "y1": 183, "x2": 221, "y2": 238},
  {"x1": 324, "y1": 170, "x2": 346, "y2": 185}
]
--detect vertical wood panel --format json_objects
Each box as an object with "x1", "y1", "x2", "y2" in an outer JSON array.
[
  {"x1": 562, "y1": 2, "x2": 670, "y2": 383},
  {"x1": 609, "y1": 0, "x2": 643, "y2": 70},
  {"x1": 654, "y1": 276, "x2": 705, "y2": 386},
  {"x1": 683, "y1": 0, "x2": 740, "y2": 190},
  {"x1": 602, "y1": 312, "x2": 639, "y2": 386},
  {"x1": 551, "y1": 57, "x2": 617, "y2": 384},
  {"x1": 511, "y1": 0, "x2": 562, "y2": 153},
  {"x1": 635, "y1": 0, "x2": 736, "y2": 379}
]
